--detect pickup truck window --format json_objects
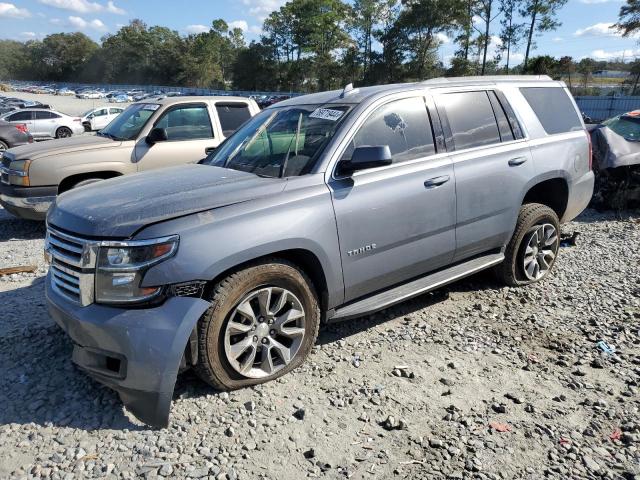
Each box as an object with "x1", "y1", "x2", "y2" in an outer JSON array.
[
  {"x1": 216, "y1": 103, "x2": 252, "y2": 137},
  {"x1": 207, "y1": 105, "x2": 351, "y2": 178},
  {"x1": 341, "y1": 97, "x2": 435, "y2": 164},
  {"x1": 155, "y1": 104, "x2": 214, "y2": 141},
  {"x1": 98, "y1": 103, "x2": 158, "y2": 140},
  {"x1": 441, "y1": 91, "x2": 501, "y2": 150}
]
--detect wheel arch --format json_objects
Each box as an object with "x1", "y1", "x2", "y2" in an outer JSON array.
[
  {"x1": 58, "y1": 170, "x2": 123, "y2": 194},
  {"x1": 521, "y1": 174, "x2": 569, "y2": 221}
]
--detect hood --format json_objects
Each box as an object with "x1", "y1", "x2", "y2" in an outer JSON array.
[
  {"x1": 8, "y1": 134, "x2": 122, "y2": 160},
  {"x1": 47, "y1": 165, "x2": 287, "y2": 238},
  {"x1": 591, "y1": 125, "x2": 640, "y2": 169}
]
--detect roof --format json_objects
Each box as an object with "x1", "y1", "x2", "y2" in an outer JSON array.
[
  {"x1": 137, "y1": 95, "x2": 252, "y2": 105},
  {"x1": 274, "y1": 75, "x2": 559, "y2": 107}
]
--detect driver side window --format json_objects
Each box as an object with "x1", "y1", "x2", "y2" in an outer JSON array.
[
  {"x1": 342, "y1": 97, "x2": 435, "y2": 164},
  {"x1": 154, "y1": 104, "x2": 214, "y2": 141}
]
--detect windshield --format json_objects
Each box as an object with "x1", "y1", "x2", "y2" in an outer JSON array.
[
  {"x1": 603, "y1": 114, "x2": 640, "y2": 142},
  {"x1": 204, "y1": 104, "x2": 351, "y2": 177},
  {"x1": 98, "y1": 103, "x2": 159, "y2": 140}
]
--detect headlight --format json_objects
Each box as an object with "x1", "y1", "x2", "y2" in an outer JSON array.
[
  {"x1": 95, "y1": 236, "x2": 178, "y2": 304},
  {"x1": 8, "y1": 159, "x2": 31, "y2": 186}
]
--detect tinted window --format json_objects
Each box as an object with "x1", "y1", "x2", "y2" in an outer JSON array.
[
  {"x1": 155, "y1": 104, "x2": 213, "y2": 141},
  {"x1": 35, "y1": 111, "x2": 60, "y2": 120},
  {"x1": 488, "y1": 91, "x2": 514, "y2": 142},
  {"x1": 216, "y1": 103, "x2": 252, "y2": 137},
  {"x1": 441, "y1": 91, "x2": 501, "y2": 150},
  {"x1": 343, "y1": 97, "x2": 435, "y2": 163},
  {"x1": 8, "y1": 111, "x2": 31, "y2": 121},
  {"x1": 520, "y1": 87, "x2": 582, "y2": 135},
  {"x1": 94, "y1": 109, "x2": 108, "y2": 117}
]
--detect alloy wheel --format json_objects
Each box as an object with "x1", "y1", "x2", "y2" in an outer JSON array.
[
  {"x1": 522, "y1": 223, "x2": 558, "y2": 281},
  {"x1": 224, "y1": 286, "x2": 306, "y2": 379}
]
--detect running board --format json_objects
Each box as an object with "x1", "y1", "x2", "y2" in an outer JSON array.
[{"x1": 328, "y1": 253, "x2": 504, "y2": 322}]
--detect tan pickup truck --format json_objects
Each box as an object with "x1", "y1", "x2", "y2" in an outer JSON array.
[{"x1": 0, "y1": 96, "x2": 260, "y2": 220}]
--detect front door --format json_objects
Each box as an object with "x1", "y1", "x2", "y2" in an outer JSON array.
[
  {"x1": 328, "y1": 96, "x2": 457, "y2": 302},
  {"x1": 134, "y1": 102, "x2": 220, "y2": 171},
  {"x1": 434, "y1": 89, "x2": 533, "y2": 262}
]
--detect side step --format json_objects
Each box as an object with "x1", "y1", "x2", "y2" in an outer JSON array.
[{"x1": 328, "y1": 252, "x2": 504, "y2": 322}]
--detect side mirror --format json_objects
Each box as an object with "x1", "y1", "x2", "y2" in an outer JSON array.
[
  {"x1": 339, "y1": 145, "x2": 392, "y2": 175},
  {"x1": 146, "y1": 127, "x2": 168, "y2": 145}
]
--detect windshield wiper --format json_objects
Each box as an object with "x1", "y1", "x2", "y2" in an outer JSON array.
[{"x1": 97, "y1": 131, "x2": 125, "y2": 141}]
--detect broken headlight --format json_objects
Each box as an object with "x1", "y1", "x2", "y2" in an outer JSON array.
[{"x1": 95, "y1": 236, "x2": 179, "y2": 304}]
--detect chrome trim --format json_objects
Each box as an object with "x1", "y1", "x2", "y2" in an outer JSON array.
[
  {"x1": 0, "y1": 194, "x2": 54, "y2": 213},
  {"x1": 45, "y1": 225, "x2": 179, "y2": 307}
]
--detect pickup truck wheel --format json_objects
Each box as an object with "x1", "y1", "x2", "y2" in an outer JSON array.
[
  {"x1": 55, "y1": 127, "x2": 72, "y2": 138},
  {"x1": 195, "y1": 259, "x2": 320, "y2": 390},
  {"x1": 495, "y1": 203, "x2": 560, "y2": 287}
]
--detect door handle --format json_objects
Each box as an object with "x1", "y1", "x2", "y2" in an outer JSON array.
[
  {"x1": 205, "y1": 147, "x2": 217, "y2": 155},
  {"x1": 424, "y1": 175, "x2": 450, "y2": 188},
  {"x1": 508, "y1": 156, "x2": 528, "y2": 166}
]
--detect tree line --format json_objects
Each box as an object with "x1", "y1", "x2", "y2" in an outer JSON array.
[{"x1": 0, "y1": 0, "x2": 638, "y2": 93}]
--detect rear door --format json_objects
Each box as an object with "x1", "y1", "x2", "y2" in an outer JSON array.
[
  {"x1": 214, "y1": 102, "x2": 253, "y2": 138},
  {"x1": 5, "y1": 110, "x2": 34, "y2": 134},
  {"x1": 134, "y1": 102, "x2": 220, "y2": 171},
  {"x1": 33, "y1": 110, "x2": 62, "y2": 138},
  {"x1": 328, "y1": 94, "x2": 457, "y2": 302},
  {"x1": 434, "y1": 89, "x2": 532, "y2": 261}
]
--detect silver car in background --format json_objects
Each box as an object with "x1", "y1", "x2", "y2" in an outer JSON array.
[{"x1": 0, "y1": 108, "x2": 85, "y2": 139}]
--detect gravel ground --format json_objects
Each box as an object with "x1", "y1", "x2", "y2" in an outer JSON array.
[
  {"x1": 0, "y1": 205, "x2": 639, "y2": 480},
  {"x1": 3, "y1": 92, "x2": 133, "y2": 117}
]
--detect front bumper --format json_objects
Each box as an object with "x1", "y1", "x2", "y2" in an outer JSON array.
[
  {"x1": 0, "y1": 183, "x2": 57, "y2": 220},
  {"x1": 562, "y1": 170, "x2": 595, "y2": 223},
  {"x1": 46, "y1": 275, "x2": 211, "y2": 428}
]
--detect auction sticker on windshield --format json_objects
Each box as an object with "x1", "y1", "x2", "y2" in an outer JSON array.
[
  {"x1": 142, "y1": 104, "x2": 160, "y2": 111},
  {"x1": 309, "y1": 108, "x2": 344, "y2": 121}
]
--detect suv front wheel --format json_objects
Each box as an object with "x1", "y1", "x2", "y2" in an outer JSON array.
[
  {"x1": 496, "y1": 203, "x2": 560, "y2": 287},
  {"x1": 195, "y1": 259, "x2": 320, "y2": 390}
]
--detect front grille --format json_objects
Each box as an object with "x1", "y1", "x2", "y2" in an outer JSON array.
[
  {"x1": 0, "y1": 153, "x2": 11, "y2": 185},
  {"x1": 46, "y1": 226, "x2": 97, "y2": 306}
]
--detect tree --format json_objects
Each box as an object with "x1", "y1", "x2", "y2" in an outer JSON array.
[
  {"x1": 472, "y1": 0, "x2": 499, "y2": 75},
  {"x1": 577, "y1": 58, "x2": 596, "y2": 89},
  {"x1": 30, "y1": 33, "x2": 98, "y2": 81},
  {"x1": 396, "y1": 0, "x2": 464, "y2": 79},
  {"x1": 232, "y1": 42, "x2": 279, "y2": 91},
  {"x1": 522, "y1": 55, "x2": 557, "y2": 75},
  {"x1": 520, "y1": 0, "x2": 567, "y2": 68},
  {"x1": 351, "y1": 0, "x2": 393, "y2": 83},
  {"x1": 498, "y1": 0, "x2": 524, "y2": 73},
  {"x1": 0, "y1": 40, "x2": 31, "y2": 80},
  {"x1": 557, "y1": 55, "x2": 574, "y2": 87},
  {"x1": 617, "y1": 0, "x2": 640, "y2": 36}
]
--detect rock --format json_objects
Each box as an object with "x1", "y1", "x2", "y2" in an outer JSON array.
[{"x1": 582, "y1": 455, "x2": 600, "y2": 472}]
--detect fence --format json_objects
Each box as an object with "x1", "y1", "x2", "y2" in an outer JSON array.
[
  {"x1": 4, "y1": 80, "x2": 302, "y2": 99},
  {"x1": 574, "y1": 96, "x2": 640, "y2": 122}
]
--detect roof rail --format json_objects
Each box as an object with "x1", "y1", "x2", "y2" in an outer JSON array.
[{"x1": 421, "y1": 75, "x2": 553, "y2": 84}]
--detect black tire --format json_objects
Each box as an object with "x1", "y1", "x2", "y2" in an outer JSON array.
[
  {"x1": 55, "y1": 127, "x2": 72, "y2": 138},
  {"x1": 195, "y1": 258, "x2": 320, "y2": 390},
  {"x1": 0, "y1": 140, "x2": 8, "y2": 152},
  {"x1": 495, "y1": 203, "x2": 560, "y2": 287}
]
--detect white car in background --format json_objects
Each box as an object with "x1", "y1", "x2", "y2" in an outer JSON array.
[
  {"x1": 0, "y1": 108, "x2": 84, "y2": 139},
  {"x1": 81, "y1": 106, "x2": 125, "y2": 131},
  {"x1": 77, "y1": 90, "x2": 105, "y2": 100}
]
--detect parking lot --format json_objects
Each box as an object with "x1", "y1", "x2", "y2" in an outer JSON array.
[
  {"x1": 0, "y1": 204, "x2": 638, "y2": 479},
  {"x1": 3, "y1": 92, "x2": 132, "y2": 119}
]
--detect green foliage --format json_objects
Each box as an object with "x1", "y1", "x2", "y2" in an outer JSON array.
[{"x1": 617, "y1": 0, "x2": 640, "y2": 37}]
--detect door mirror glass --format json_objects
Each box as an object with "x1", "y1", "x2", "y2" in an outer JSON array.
[
  {"x1": 340, "y1": 145, "x2": 392, "y2": 175},
  {"x1": 146, "y1": 127, "x2": 168, "y2": 145}
]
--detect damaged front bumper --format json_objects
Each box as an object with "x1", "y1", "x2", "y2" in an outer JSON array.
[{"x1": 46, "y1": 276, "x2": 210, "y2": 428}]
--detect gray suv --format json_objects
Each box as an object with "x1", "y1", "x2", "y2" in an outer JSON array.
[{"x1": 44, "y1": 76, "x2": 594, "y2": 427}]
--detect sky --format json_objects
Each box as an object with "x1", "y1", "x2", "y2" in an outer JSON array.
[{"x1": 1, "y1": 0, "x2": 640, "y2": 66}]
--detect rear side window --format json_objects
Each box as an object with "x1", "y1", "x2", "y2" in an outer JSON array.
[
  {"x1": 35, "y1": 111, "x2": 60, "y2": 120},
  {"x1": 8, "y1": 111, "x2": 32, "y2": 121},
  {"x1": 216, "y1": 103, "x2": 252, "y2": 137},
  {"x1": 343, "y1": 97, "x2": 435, "y2": 163},
  {"x1": 441, "y1": 91, "x2": 501, "y2": 150},
  {"x1": 520, "y1": 87, "x2": 582, "y2": 134}
]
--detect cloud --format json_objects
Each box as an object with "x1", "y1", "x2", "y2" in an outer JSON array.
[
  {"x1": 68, "y1": 15, "x2": 107, "y2": 31},
  {"x1": 436, "y1": 32, "x2": 451, "y2": 44},
  {"x1": 185, "y1": 24, "x2": 209, "y2": 34},
  {"x1": 552, "y1": 36, "x2": 563, "y2": 42},
  {"x1": 0, "y1": 2, "x2": 31, "y2": 18},
  {"x1": 590, "y1": 48, "x2": 640, "y2": 60},
  {"x1": 20, "y1": 31, "x2": 38, "y2": 39},
  {"x1": 574, "y1": 22, "x2": 627, "y2": 37},
  {"x1": 227, "y1": 20, "x2": 262, "y2": 35},
  {"x1": 242, "y1": 0, "x2": 286, "y2": 20},
  {"x1": 38, "y1": 0, "x2": 125, "y2": 15}
]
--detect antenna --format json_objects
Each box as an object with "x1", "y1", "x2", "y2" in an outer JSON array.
[{"x1": 340, "y1": 83, "x2": 358, "y2": 98}]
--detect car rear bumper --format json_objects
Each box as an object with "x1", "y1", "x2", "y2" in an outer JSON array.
[
  {"x1": 0, "y1": 184, "x2": 57, "y2": 220},
  {"x1": 46, "y1": 275, "x2": 211, "y2": 428},
  {"x1": 562, "y1": 170, "x2": 595, "y2": 223}
]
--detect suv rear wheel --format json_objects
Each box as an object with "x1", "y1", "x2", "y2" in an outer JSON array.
[
  {"x1": 495, "y1": 203, "x2": 560, "y2": 287},
  {"x1": 195, "y1": 259, "x2": 320, "y2": 390}
]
